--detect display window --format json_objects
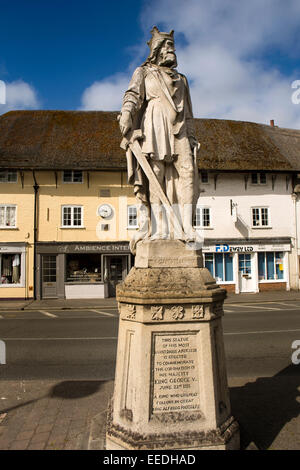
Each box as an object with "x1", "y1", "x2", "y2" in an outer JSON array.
[
  {"x1": 204, "y1": 253, "x2": 233, "y2": 282},
  {"x1": 65, "y1": 254, "x2": 102, "y2": 283},
  {"x1": 258, "y1": 251, "x2": 284, "y2": 281},
  {"x1": 0, "y1": 253, "x2": 21, "y2": 284}
]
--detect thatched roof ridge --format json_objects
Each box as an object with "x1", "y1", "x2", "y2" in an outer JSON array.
[{"x1": 0, "y1": 110, "x2": 299, "y2": 171}]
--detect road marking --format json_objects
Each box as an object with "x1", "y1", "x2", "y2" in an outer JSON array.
[
  {"x1": 275, "y1": 302, "x2": 300, "y2": 309},
  {"x1": 89, "y1": 309, "x2": 117, "y2": 317},
  {"x1": 0, "y1": 337, "x2": 117, "y2": 341},
  {"x1": 232, "y1": 304, "x2": 282, "y2": 311},
  {"x1": 39, "y1": 310, "x2": 58, "y2": 318},
  {"x1": 224, "y1": 309, "x2": 235, "y2": 312},
  {"x1": 225, "y1": 328, "x2": 300, "y2": 336}
]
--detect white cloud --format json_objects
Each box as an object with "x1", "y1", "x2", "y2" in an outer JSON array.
[
  {"x1": 0, "y1": 80, "x2": 40, "y2": 115},
  {"x1": 80, "y1": 0, "x2": 300, "y2": 129},
  {"x1": 80, "y1": 74, "x2": 130, "y2": 111},
  {"x1": 139, "y1": 0, "x2": 300, "y2": 128}
]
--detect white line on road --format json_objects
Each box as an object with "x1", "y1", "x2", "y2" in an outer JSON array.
[
  {"x1": 231, "y1": 304, "x2": 282, "y2": 311},
  {"x1": 3, "y1": 328, "x2": 300, "y2": 340},
  {"x1": 89, "y1": 309, "x2": 117, "y2": 317},
  {"x1": 0, "y1": 337, "x2": 118, "y2": 341},
  {"x1": 225, "y1": 328, "x2": 300, "y2": 336},
  {"x1": 39, "y1": 310, "x2": 58, "y2": 318},
  {"x1": 275, "y1": 302, "x2": 300, "y2": 309}
]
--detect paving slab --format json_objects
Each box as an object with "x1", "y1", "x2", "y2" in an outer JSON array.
[{"x1": 0, "y1": 374, "x2": 299, "y2": 450}]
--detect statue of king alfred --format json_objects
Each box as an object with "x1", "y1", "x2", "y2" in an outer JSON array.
[{"x1": 119, "y1": 27, "x2": 200, "y2": 252}]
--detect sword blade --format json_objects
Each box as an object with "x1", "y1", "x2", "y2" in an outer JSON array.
[{"x1": 129, "y1": 139, "x2": 184, "y2": 235}]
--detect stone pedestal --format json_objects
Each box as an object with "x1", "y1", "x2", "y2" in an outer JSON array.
[{"x1": 106, "y1": 240, "x2": 239, "y2": 450}]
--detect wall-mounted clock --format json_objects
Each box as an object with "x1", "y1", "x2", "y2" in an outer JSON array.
[{"x1": 98, "y1": 204, "x2": 113, "y2": 218}]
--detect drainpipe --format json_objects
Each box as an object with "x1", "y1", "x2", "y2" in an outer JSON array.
[
  {"x1": 292, "y1": 191, "x2": 299, "y2": 290},
  {"x1": 33, "y1": 172, "x2": 39, "y2": 300}
]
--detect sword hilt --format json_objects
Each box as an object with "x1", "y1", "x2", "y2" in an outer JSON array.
[{"x1": 120, "y1": 129, "x2": 144, "y2": 150}]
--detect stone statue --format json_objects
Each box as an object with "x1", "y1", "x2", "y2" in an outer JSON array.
[
  {"x1": 119, "y1": 26, "x2": 200, "y2": 252},
  {"x1": 105, "y1": 27, "x2": 239, "y2": 452}
]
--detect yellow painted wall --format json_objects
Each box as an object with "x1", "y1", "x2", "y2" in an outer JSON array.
[
  {"x1": 0, "y1": 169, "x2": 139, "y2": 298},
  {"x1": 36, "y1": 170, "x2": 137, "y2": 242},
  {"x1": 0, "y1": 172, "x2": 35, "y2": 298}
]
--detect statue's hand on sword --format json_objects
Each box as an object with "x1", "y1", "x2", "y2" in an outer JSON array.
[{"x1": 118, "y1": 111, "x2": 132, "y2": 136}]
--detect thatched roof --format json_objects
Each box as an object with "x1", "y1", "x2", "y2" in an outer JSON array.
[{"x1": 0, "y1": 110, "x2": 299, "y2": 171}]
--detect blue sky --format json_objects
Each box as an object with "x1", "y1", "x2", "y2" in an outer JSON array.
[
  {"x1": 0, "y1": 0, "x2": 145, "y2": 109},
  {"x1": 1, "y1": 0, "x2": 300, "y2": 128}
]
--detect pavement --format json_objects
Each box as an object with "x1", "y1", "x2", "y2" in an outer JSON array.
[{"x1": 0, "y1": 290, "x2": 299, "y2": 450}]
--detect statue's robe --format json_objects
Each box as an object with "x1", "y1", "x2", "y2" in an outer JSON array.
[{"x1": 121, "y1": 64, "x2": 199, "y2": 208}]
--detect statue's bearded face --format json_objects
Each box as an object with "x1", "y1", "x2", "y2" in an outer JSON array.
[{"x1": 157, "y1": 39, "x2": 177, "y2": 68}]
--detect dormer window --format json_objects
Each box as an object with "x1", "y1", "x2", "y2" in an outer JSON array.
[
  {"x1": 251, "y1": 173, "x2": 266, "y2": 185},
  {"x1": 200, "y1": 171, "x2": 209, "y2": 184},
  {"x1": 0, "y1": 170, "x2": 18, "y2": 183},
  {"x1": 63, "y1": 170, "x2": 83, "y2": 183}
]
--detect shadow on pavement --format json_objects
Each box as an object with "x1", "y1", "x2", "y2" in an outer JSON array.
[
  {"x1": 230, "y1": 364, "x2": 300, "y2": 449},
  {"x1": 50, "y1": 380, "x2": 104, "y2": 399},
  {"x1": 0, "y1": 380, "x2": 108, "y2": 414}
]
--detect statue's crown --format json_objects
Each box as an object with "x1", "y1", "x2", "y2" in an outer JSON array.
[{"x1": 147, "y1": 26, "x2": 174, "y2": 50}]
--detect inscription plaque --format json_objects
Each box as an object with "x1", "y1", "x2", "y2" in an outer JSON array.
[{"x1": 151, "y1": 332, "x2": 201, "y2": 415}]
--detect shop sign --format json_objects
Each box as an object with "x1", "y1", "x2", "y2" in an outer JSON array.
[
  {"x1": 209, "y1": 243, "x2": 291, "y2": 253},
  {"x1": 216, "y1": 244, "x2": 253, "y2": 253},
  {"x1": 57, "y1": 243, "x2": 129, "y2": 253}
]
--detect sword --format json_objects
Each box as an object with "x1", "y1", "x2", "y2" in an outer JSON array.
[{"x1": 120, "y1": 129, "x2": 184, "y2": 236}]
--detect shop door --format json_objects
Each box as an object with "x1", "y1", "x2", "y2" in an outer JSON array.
[
  {"x1": 42, "y1": 255, "x2": 58, "y2": 298},
  {"x1": 238, "y1": 254, "x2": 255, "y2": 292},
  {"x1": 107, "y1": 256, "x2": 125, "y2": 297}
]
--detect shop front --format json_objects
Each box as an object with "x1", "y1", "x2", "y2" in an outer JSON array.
[
  {"x1": 36, "y1": 242, "x2": 132, "y2": 299},
  {"x1": 202, "y1": 238, "x2": 291, "y2": 293}
]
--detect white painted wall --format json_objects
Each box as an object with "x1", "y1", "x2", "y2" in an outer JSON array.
[
  {"x1": 196, "y1": 172, "x2": 297, "y2": 289},
  {"x1": 197, "y1": 173, "x2": 293, "y2": 240}
]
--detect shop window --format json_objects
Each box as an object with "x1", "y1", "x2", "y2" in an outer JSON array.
[
  {"x1": 252, "y1": 207, "x2": 269, "y2": 227},
  {"x1": 0, "y1": 170, "x2": 18, "y2": 183},
  {"x1": 204, "y1": 253, "x2": 233, "y2": 282},
  {"x1": 127, "y1": 206, "x2": 138, "y2": 228},
  {"x1": 0, "y1": 205, "x2": 16, "y2": 228},
  {"x1": 194, "y1": 207, "x2": 211, "y2": 227},
  {"x1": 66, "y1": 254, "x2": 102, "y2": 283},
  {"x1": 0, "y1": 254, "x2": 21, "y2": 284},
  {"x1": 251, "y1": 173, "x2": 266, "y2": 185},
  {"x1": 63, "y1": 170, "x2": 83, "y2": 183},
  {"x1": 62, "y1": 206, "x2": 83, "y2": 227},
  {"x1": 258, "y1": 251, "x2": 284, "y2": 281}
]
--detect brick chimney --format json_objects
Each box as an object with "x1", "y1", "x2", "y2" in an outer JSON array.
[{"x1": 270, "y1": 119, "x2": 275, "y2": 127}]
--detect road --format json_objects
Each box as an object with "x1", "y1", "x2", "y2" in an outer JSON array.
[{"x1": 0, "y1": 301, "x2": 299, "y2": 380}]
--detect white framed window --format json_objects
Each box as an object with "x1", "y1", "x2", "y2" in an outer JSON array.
[
  {"x1": 251, "y1": 173, "x2": 267, "y2": 185},
  {"x1": 127, "y1": 205, "x2": 138, "y2": 228},
  {"x1": 193, "y1": 207, "x2": 211, "y2": 228},
  {"x1": 0, "y1": 170, "x2": 18, "y2": 183},
  {"x1": 204, "y1": 252, "x2": 234, "y2": 283},
  {"x1": 61, "y1": 205, "x2": 83, "y2": 227},
  {"x1": 258, "y1": 251, "x2": 284, "y2": 281},
  {"x1": 0, "y1": 205, "x2": 17, "y2": 228},
  {"x1": 252, "y1": 207, "x2": 269, "y2": 227},
  {"x1": 62, "y1": 170, "x2": 83, "y2": 183},
  {"x1": 0, "y1": 253, "x2": 22, "y2": 285}
]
